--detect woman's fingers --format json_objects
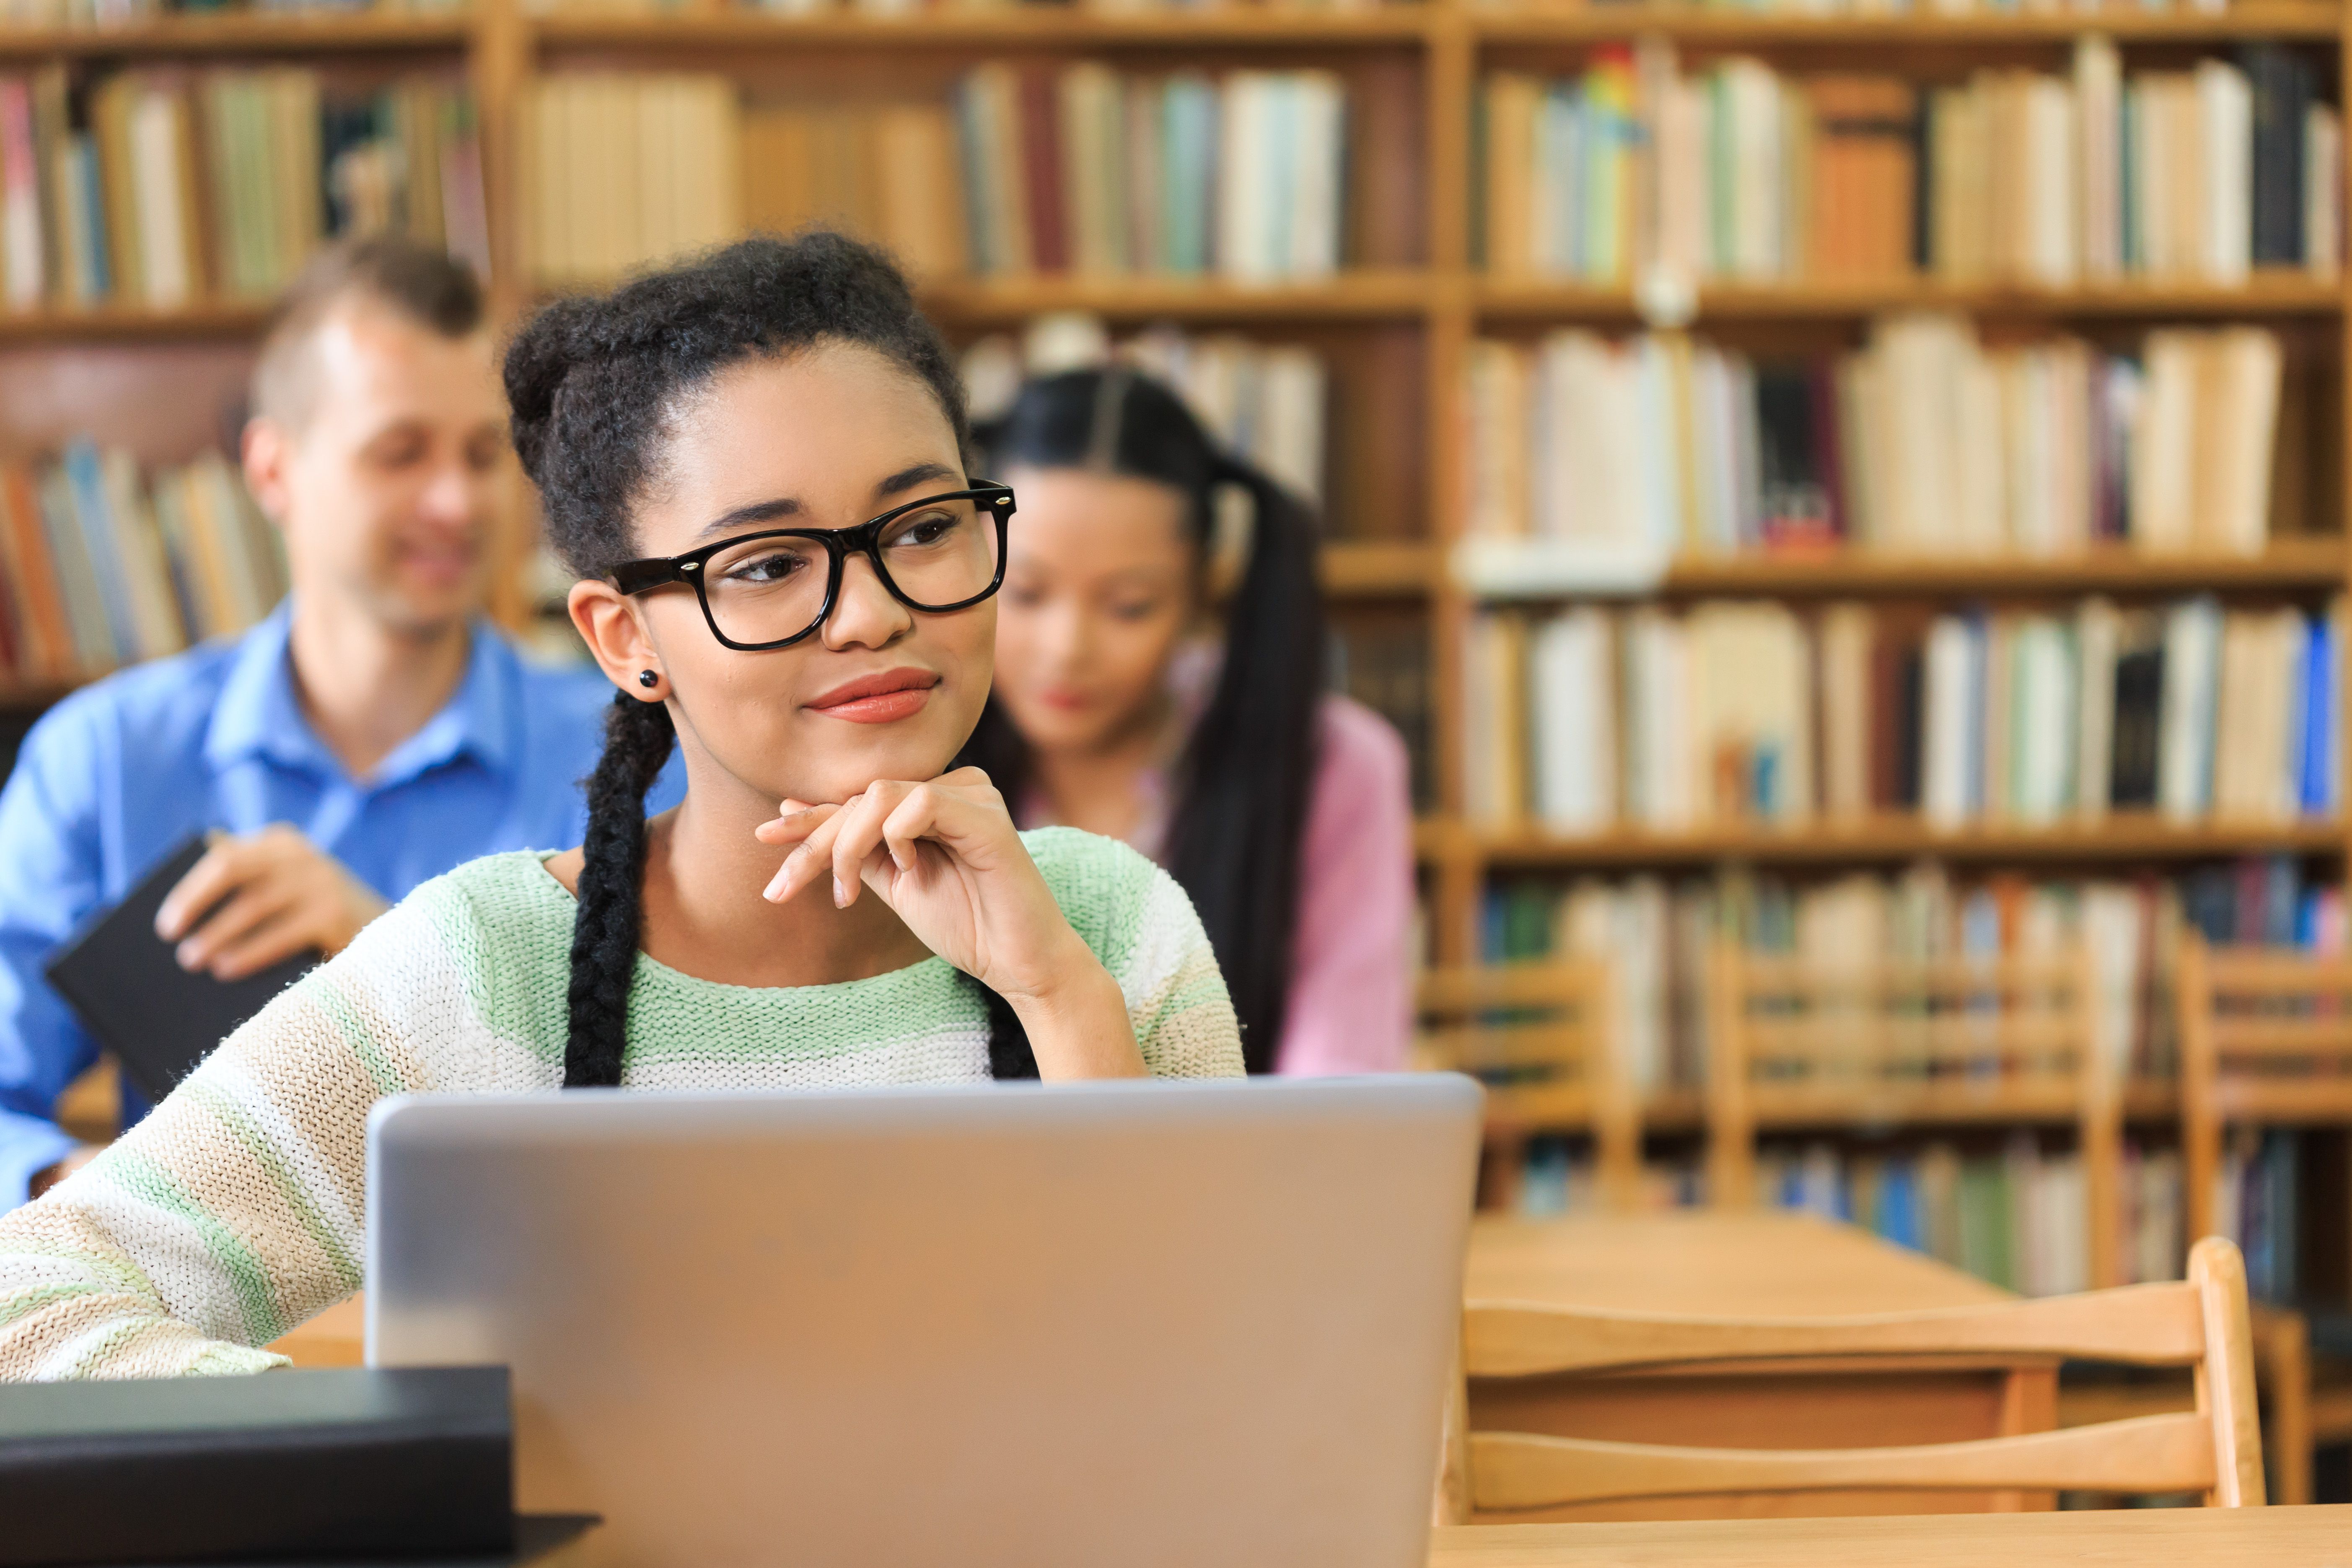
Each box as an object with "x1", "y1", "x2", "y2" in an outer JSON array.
[
  {"x1": 759, "y1": 776, "x2": 1010, "y2": 906},
  {"x1": 752, "y1": 800, "x2": 835, "y2": 847},
  {"x1": 765, "y1": 805, "x2": 850, "y2": 903},
  {"x1": 828, "y1": 784, "x2": 917, "y2": 907},
  {"x1": 878, "y1": 785, "x2": 944, "y2": 876}
]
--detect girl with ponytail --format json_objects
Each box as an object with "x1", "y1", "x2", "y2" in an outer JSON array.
[
  {"x1": 0, "y1": 234, "x2": 1243, "y2": 1381},
  {"x1": 963, "y1": 369, "x2": 1413, "y2": 1076}
]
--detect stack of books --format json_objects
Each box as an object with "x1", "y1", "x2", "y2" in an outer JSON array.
[
  {"x1": 1465, "y1": 594, "x2": 2342, "y2": 833},
  {"x1": 1479, "y1": 41, "x2": 2342, "y2": 285},
  {"x1": 0, "y1": 443, "x2": 284, "y2": 681},
  {"x1": 962, "y1": 313, "x2": 1330, "y2": 504},
  {"x1": 524, "y1": 74, "x2": 742, "y2": 288},
  {"x1": 0, "y1": 68, "x2": 484, "y2": 311},
  {"x1": 957, "y1": 63, "x2": 1348, "y2": 280},
  {"x1": 1463, "y1": 316, "x2": 2286, "y2": 557}
]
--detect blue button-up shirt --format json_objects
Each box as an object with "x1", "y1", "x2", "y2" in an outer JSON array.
[{"x1": 0, "y1": 605, "x2": 655, "y2": 1208}]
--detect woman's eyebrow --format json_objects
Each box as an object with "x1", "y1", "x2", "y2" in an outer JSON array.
[
  {"x1": 876, "y1": 461, "x2": 959, "y2": 498},
  {"x1": 695, "y1": 497, "x2": 800, "y2": 541},
  {"x1": 692, "y1": 464, "x2": 960, "y2": 542}
]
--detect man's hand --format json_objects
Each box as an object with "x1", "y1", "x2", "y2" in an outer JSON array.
[
  {"x1": 154, "y1": 826, "x2": 390, "y2": 981},
  {"x1": 28, "y1": 1143, "x2": 98, "y2": 1200}
]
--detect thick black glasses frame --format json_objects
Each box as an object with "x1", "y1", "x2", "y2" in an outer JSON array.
[{"x1": 609, "y1": 482, "x2": 1017, "y2": 652}]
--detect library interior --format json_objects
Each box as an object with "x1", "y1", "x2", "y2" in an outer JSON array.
[{"x1": 5, "y1": 0, "x2": 2352, "y2": 1560}]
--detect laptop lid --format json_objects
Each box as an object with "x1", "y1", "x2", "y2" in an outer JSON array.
[{"x1": 366, "y1": 1076, "x2": 1481, "y2": 1568}]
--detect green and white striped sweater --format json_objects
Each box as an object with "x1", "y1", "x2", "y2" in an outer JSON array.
[{"x1": 0, "y1": 827, "x2": 1243, "y2": 1381}]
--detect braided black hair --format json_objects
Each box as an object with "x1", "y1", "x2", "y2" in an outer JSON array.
[
  {"x1": 960, "y1": 370, "x2": 1326, "y2": 1073},
  {"x1": 505, "y1": 231, "x2": 1036, "y2": 1086}
]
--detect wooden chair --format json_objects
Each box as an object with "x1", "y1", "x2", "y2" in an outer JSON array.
[
  {"x1": 2177, "y1": 934, "x2": 2352, "y2": 1495},
  {"x1": 1436, "y1": 1235, "x2": 2264, "y2": 1521},
  {"x1": 1707, "y1": 944, "x2": 2125, "y2": 1287},
  {"x1": 1417, "y1": 961, "x2": 1637, "y2": 1210},
  {"x1": 2176, "y1": 934, "x2": 2352, "y2": 1252}
]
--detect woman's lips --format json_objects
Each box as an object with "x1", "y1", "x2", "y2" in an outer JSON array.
[
  {"x1": 816, "y1": 688, "x2": 932, "y2": 723},
  {"x1": 808, "y1": 669, "x2": 940, "y2": 724}
]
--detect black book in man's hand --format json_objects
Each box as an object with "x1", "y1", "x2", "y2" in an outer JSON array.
[{"x1": 43, "y1": 833, "x2": 319, "y2": 1106}]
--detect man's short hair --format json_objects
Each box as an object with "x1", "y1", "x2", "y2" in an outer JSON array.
[{"x1": 251, "y1": 236, "x2": 486, "y2": 430}]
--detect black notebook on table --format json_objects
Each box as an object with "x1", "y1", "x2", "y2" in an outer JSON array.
[{"x1": 43, "y1": 834, "x2": 319, "y2": 1105}]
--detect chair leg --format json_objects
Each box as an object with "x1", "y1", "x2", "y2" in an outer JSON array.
[{"x1": 2255, "y1": 1307, "x2": 2313, "y2": 1506}]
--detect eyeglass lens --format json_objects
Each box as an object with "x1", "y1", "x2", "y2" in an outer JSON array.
[{"x1": 700, "y1": 495, "x2": 1002, "y2": 646}]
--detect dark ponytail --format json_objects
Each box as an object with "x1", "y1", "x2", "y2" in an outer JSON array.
[
  {"x1": 961, "y1": 370, "x2": 1326, "y2": 1073},
  {"x1": 508, "y1": 231, "x2": 1035, "y2": 1084},
  {"x1": 564, "y1": 693, "x2": 676, "y2": 1086}
]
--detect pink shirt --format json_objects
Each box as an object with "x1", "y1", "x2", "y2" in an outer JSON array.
[
  {"x1": 1273, "y1": 696, "x2": 1417, "y2": 1075},
  {"x1": 1021, "y1": 694, "x2": 1416, "y2": 1075}
]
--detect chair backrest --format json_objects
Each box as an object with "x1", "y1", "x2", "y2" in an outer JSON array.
[
  {"x1": 1707, "y1": 943, "x2": 2122, "y2": 1284},
  {"x1": 1437, "y1": 1234, "x2": 2263, "y2": 1520},
  {"x1": 1417, "y1": 962, "x2": 1636, "y2": 1208},
  {"x1": 2178, "y1": 934, "x2": 2352, "y2": 1245}
]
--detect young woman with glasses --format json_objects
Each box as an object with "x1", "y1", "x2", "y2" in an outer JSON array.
[
  {"x1": 0, "y1": 233, "x2": 1242, "y2": 1381},
  {"x1": 964, "y1": 370, "x2": 1414, "y2": 1077}
]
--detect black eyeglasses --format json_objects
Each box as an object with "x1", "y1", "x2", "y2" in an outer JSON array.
[{"x1": 610, "y1": 482, "x2": 1015, "y2": 652}]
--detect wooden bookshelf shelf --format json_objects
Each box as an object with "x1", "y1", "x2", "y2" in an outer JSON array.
[
  {"x1": 918, "y1": 272, "x2": 1433, "y2": 322},
  {"x1": 0, "y1": 302, "x2": 273, "y2": 343},
  {"x1": 1469, "y1": 1, "x2": 2346, "y2": 44},
  {"x1": 532, "y1": 8, "x2": 1433, "y2": 49},
  {"x1": 1323, "y1": 540, "x2": 1438, "y2": 596},
  {"x1": 0, "y1": 13, "x2": 471, "y2": 58},
  {"x1": 1418, "y1": 814, "x2": 2350, "y2": 867},
  {"x1": 1654, "y1": 539, "x2": 2351, "y2": 597},
  {"x1": 1476, "y1": 272, "x2": 2348, "y2": 321}
]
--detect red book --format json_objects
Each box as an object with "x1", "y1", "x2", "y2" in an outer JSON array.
[{"x1": 1017, "y1": 67, "x2": 1069, "y2": 274}]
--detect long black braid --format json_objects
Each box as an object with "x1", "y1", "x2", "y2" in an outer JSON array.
[{"x1": 505, "y1": 231, "x2": 1036, "y2": 1085}]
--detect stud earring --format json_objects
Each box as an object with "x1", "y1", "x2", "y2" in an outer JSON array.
[{"x1": 637, "y1": 669, "x2": 660, "y2": 689}]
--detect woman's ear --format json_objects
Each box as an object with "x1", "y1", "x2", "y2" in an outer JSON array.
[{"x1": 569, "y1": 579, "x2": 665, "y2": 702}]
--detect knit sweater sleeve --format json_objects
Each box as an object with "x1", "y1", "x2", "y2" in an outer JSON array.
[
  {"x1": 0, "y1": 872, "x2": 516, "y2": 1381},
  {"x1": 1020, "y1": 827, "x2": 1245, "y2": 1079}
]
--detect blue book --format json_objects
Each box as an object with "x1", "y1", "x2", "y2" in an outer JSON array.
[
  {"x1": 60, "y1": 440, "x2": 140, "y2": 664},
  {"x1": 2299, "y1": 612, "x2": 2336, "y2": 813},
  {"x1": 1875, "y1": 1160, "x2": 1922, "y2": 1252},
  {"x1": 1161, "y1": 74, "x2": 1216, "y2": 276},
  {"x1": 1261, "y1": 75, "x2": 1298, "y2": 279}
]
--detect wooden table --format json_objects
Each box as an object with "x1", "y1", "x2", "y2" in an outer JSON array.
[
  {"x1": 1464, "y1": 1211, "x2": 2058, "y2": 1523},
  {"x1": 270, "y1": 1293, "x2": 364, "y2": 1366},
  {"x1": 1427, "y1": 1505, "x2": 2352, "y2": 1566}
]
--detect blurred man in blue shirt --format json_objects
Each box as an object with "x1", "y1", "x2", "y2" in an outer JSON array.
[{"x1": 0, "y1": 238, "x2": 638, "y2": 1208}]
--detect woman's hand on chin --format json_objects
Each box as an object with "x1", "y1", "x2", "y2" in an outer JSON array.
[{"x1": 754, "y1": 769, "x2": 1146, "y2": 1078}]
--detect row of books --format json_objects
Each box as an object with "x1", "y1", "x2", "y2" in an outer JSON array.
[
  {"x1": 1480, "y1": 42, "x2": 2342, "y2": 287},
  {"x1": 961, "y1": 312, "x2": 1330, "y2": 504},
  {"x1": 958, "y1": 64, "x2": 1346, "y2": 280},
  {"x1": 1511, "y1": 1127, "x2": 2290, "y2": 1299},
  {"x1": 527, "y1": 65, "x2": 1350, "y2": 285},
  {"x1": 523, "y1": 74, "x2": 744, "y2": 290},
  {"x1": 1479, "y1": 856, "x2": 2340, "y2": 1091},
  {"x1": 1462, "y1": 317, "x2": 2283, "y2": 560},
  {"x1": 540, "y1": 0, "x2": 1382, "y2": 14},
  {"x1": 0, "y1": 443, "x2": 284, "y2": 681},
  {"x1": 1, "y1": 0, "x2": 460, "y2": 26},
  {"x1": 1466, "y1": 595, "x2": 2343, "y2": 833},
  {"x1": 0, "y1": 67, "x2": 484, "y2": 311}
]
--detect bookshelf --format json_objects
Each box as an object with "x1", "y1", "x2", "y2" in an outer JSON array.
[{"x1": 7, "y1": 0, "x2": 2351, "y2": 1280}]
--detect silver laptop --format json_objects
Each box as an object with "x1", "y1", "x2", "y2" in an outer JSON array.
[{"x1": 365, "y1": 1076, "x2": 1481, "y2": 1568}]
